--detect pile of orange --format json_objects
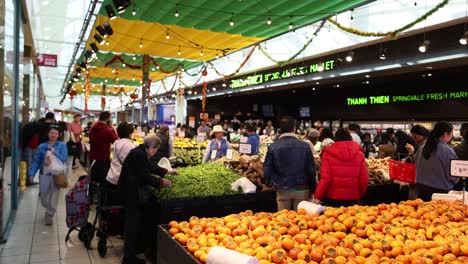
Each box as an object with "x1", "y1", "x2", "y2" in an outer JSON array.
[{"x1": 168, "y1": 199, "x2": 468, "y2": 264}]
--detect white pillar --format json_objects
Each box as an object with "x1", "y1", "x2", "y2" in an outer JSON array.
[{"x1": 175, "y1": 93, "x2": 186, "y2": 125}]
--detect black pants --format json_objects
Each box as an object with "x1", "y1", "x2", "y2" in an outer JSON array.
[
  {"x1": 124, "y1": 197, "x2": 159, "y2": 261},
  {"x1": 415, "y1": 183, "x2": 448, "y2": 202},
  {"x1": 90, "y1": 160, "x2": 111, "y2": 183},
  {"x1": 322, "y1": 198, "x2": 358, "y2": 207}
]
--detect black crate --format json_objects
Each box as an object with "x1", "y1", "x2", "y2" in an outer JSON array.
[
  {"x1": 361, "y1": 183, "x2": 401, "y2": 205},
  {"x1": 157, "y1": 225, "x2": 201, "y2": 264}
]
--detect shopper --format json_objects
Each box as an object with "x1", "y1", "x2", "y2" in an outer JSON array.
[
  {"x1": 89, "y1": 111, "x2": 118, "y2": 183},
  {"x1": 106, "y1": 122, "x2": 136, "y2": 185},
  {"x1": 21, "y1": 120, "x2": 40, "y2": 185},
  {"x1": 84, "y1": 121, "x2": 94, "y2": 137},
  {"x1": 314, "y1": 129, "x2": 368, "y2": 207},
  {"x1": 197, "y1": 120, "x2": 211, "y2": 139},
  {"x1": 150, "y1": 124, "x2": 172, "y2": 166},
  {"x1": 318, "y1": 127, "x2": 335, "y2": 153},
  {"x1": 406, "y1": 125, "x2": 430, "y2": 163},
  {"x1": 264, "y1": 116, "x2": 316, "y2": 211},
  {"x1": 245, "y1": 124, "x2": 260, "y2": 155},
  {"x1": 264, "y1": 121, "x2": 275, "y2": 136},
  {"x1": 386, "y1": 128, "x2": 396, "y2": 145},
  {"x1": 184, "y1": 125, "x2": 195, "y2": 139},
  {"x1": 57, "y1": 121, "x2": 74, "y2": 181},
  {"x1": 394, "y1": 130, "x2": 415, "y2": 160},
  {"x1": 119, "y1": 135, "x2": 172, "y2": 264},
  {"x1": 361, "y1": 133, "x2": 376, "y2": 158},
  {"x1": 415, "y1": 121, "x2": 459, "y2": 201},
  {"x1": 373, "y1": 128, "x2": 383, "y2": 145},
  {"x1": 454, "y1": 123, "x2": 468, "y2": 160},
  {"x1": 69, "y1": 114, "x2": 82, "y2": 169},
  {"x1": 37, "y1": 112, "x2": 57, "y2": 144},
  {"x1": 304, "y1": 128, "x2": 320, "y2": 155},
  {"x1": 203, "y1": 125, "x2": 231, "y2": 163},
  {"x1": 28, "y1": 125, "x2": 67, "y2": 225},
  {"x1": 378, "y1": 132, "x2": 396, "y2": 159},
  {"x1": 347, "y1": 123, "x2": 362, "y2": 145}
]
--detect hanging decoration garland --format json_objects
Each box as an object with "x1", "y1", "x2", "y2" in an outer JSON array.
[
  {"x1": 208, "y1": 45, "x2": 258, "y2": 78},
  {"x1": 327, "y1": 0, "x2": 450, "y2": 38},
  {"x1": 84, "y1": 71, "x2": 91, "y2": 113},
  {"x1": 101, "y1": 84, "x2": 107, "y2": 110},
  {"x1": 184, "y1": 65, "x2": 207, "y2": 77},
  {"x1": 161, "y1": 74, "x2": 179, "y2": 94},
  {"x1": 102, "y1": 55, "x2": 184, "y2": 75},
  {"x1": 201, "y1": 69, "x2": 208, "y2": 119},
  {"x1": 180, "y1": 73, "x2": 204, "y2": 89},
  {"x1": 258, "y1": 20, "x2": 326, "y2": 66}
]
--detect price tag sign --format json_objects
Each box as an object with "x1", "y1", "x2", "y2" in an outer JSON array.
[
  {"x1": 198, "y1": 132, "x2": 206, "y2": 137},
  {"x1": 239, "y1": 143, "x2": 252, "y2": 154},
  {"x1": 240, "y1": 136, "x2": 248, "y2": 143},
  {"x1": 196, "y1": 136, "x2": 206, "y2": 143},
  {"x1": 450, "y1": 160, "x2": 468, "y2": 177},
  {"x1": 226, "y1": 149, "x2": 233, "y2": 161},
  {"x1": 179, "y1": 132, "x2": 185, "y2": 138},
  {"x1": 210, "y1": 150, "x2": 218, "y2": 160},
  {"x1": 139, "y1": 132, "x2": 146, "y2": 137}
]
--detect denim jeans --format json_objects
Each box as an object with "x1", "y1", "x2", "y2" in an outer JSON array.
[{"x1": 23, "y1": 147, "x2": 37, "y2": 176}]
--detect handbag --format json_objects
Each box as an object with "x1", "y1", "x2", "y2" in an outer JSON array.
[{"x1": 54, "y1": 173, "x2": 68, "y2": 188}]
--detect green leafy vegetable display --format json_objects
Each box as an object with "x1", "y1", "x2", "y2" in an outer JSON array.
[{"x1": 156, "y1": 163, "x2": 240, "y2": 200}]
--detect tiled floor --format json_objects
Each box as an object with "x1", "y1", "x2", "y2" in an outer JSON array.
[{"x1": 0, "y1": 165, "x2": 128, "y2": 264}]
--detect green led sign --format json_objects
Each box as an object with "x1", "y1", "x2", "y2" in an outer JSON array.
[
  {"x1": 347, "y1": 91, "x2": 468, "y2": 106},
  {"x1": 230, "y1": 60, "x2": 336, "y2": 89}
]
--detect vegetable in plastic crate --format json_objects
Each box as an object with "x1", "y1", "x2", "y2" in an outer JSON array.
[{"x1": 156, "y1": 163, "x2": 241, "y2": 200}]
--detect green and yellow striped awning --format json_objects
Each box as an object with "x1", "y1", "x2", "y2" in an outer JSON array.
[{"x1": 70, "y1": 0, "x2": 371, "y2": 96}]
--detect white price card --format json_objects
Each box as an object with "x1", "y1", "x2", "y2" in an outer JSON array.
[
  {"x1": 226, "y1": 149, "x2": 233, "y2": 161},
  {"x1": 210, "y1": 150, "x2": 218, "y2": 160},
  {"x1": 198, "y1": 132, "x2": 206, "y2": 137},
  {"x1": 240, "y1": 136, "x2": 248, "y2": 143},
  {"x1": 179, "y1": 132, "x2": 185, "y2": 138},
  {"x1": 196, "y1": 136, "x2": 206, "y2": 143},
  {"x1": 239, "y1": 143, "x2": 252, "y2": 154},
  {"x1": 450, "y1": 160, "x2": 468, "y2": 177}
]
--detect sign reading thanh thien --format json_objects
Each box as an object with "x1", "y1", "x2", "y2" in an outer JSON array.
[
  {"x1": 346, "y1": 91, "x2": 468, "y2": 106},
  {"x1": 230, "y1": 59, "x2": 336, "y2": 89}
]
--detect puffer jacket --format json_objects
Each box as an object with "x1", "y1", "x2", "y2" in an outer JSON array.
[{"x1": 314, "y1": 141, "x2": 368, "y2": 201}]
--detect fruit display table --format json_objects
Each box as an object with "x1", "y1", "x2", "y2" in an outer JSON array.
[
  {"x1": 159, "y1": 199, "x2": 468, "y2": 264},
  {"x1": 157, "y1": 191, "x2": 277, "y2": 224}
]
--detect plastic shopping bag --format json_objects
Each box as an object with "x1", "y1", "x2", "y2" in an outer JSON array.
[
  {"x1": 43, "y1": 151, "x2": 66, "y2": 175},
  {"x1": 231, "y1": 178, "x2": 257, "y2": 193}
]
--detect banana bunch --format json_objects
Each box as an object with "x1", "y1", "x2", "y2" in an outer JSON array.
[{"x1": 173, "y1": 148, "x2": 205, "y2": 165}]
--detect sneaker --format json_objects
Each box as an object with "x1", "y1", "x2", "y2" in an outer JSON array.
[{"x1": 45, "y1": 213, "x2": 53, "y2": 226}]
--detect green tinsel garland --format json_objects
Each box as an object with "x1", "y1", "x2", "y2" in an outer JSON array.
[{"x1": 327, "y1": 0, "x2": 450, "y2": 38}]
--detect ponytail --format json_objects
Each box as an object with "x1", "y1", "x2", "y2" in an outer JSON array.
[{"x1": 422, "y1": 121, "x2": 453, "y2": 160}]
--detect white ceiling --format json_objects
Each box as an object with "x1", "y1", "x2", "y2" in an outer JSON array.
[{"x1": 26, "y1": 0, "x2": 90, "y2": 110}]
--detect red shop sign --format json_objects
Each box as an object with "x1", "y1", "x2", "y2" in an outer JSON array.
[{"x1": 37, "y1": 53, "x2": 57, "y2": 67}]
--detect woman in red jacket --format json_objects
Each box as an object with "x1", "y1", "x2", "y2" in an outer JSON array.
[{"x1": 314, "y1": 129, "x2": 368, "y2": 207}]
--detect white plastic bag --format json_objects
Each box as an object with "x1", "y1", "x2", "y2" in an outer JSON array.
[
  {"x1": 231, "y1": 178, "x2": 257, "y2": 193},
  {"x1": 43, "y1": 151, "x2": 66, "y2": 175}
]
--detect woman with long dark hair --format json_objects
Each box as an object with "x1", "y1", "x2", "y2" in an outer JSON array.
[
  {"x1": 415, "y1": 121, "x2": 459, "y2": 201},
  {"x1": 378, "y1": 132, "x2": 396, "y2": 159}
]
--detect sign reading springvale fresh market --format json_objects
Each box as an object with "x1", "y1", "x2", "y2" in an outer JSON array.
[
  {"x1": 37, "y1": 53, "x2": 58, "y2": 67},
  {"x1": 230, "y1": 59, "x2": 336, "y2": 89},
  {"x1": 347, "y1": 90, "x2": 468, "y2": 106}
]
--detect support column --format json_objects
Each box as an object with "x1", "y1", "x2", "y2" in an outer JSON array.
[
  {"x1": 11, "y1": 0, "x2": 21, "y2": 209},
  {"x1": 22, "y1": 73, "x2": 30, "y2": 123},
  {"x1": 175, "y1": 91, "x2": 186, "y2": 125},
  {"x1": 140, "y1": 54, "x2": 150, "y2": 123}
]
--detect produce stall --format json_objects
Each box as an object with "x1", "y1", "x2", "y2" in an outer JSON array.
[
  {"x1": 158, "y1": 199, "x2": 468, "y2": 264},
  {"x1": 152, "y1": 163, "x2": 277, "y2": 224},
  {"x1": 172, "y1": 138, "x2": 208, "y2": 166}
]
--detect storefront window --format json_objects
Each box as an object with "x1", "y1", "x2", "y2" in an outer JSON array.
[{"x1": 0, "y1": 0, "x2": 26, "y2": 238}]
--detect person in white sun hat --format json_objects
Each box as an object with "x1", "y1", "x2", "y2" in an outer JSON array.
[{"x1": 203, "y1": 125, "x2": 231, "y2": 163}]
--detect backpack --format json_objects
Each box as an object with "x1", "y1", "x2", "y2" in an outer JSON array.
[{"x1": 65, "y1": 176, "x2": 90, "y2": 228}]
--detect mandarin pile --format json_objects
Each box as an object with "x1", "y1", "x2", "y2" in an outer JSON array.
[{"x1": 168, "y1": 199, "x2": 468, "y2": 264}]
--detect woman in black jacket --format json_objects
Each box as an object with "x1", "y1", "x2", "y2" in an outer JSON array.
[{"x1": 119, "y1": 135, "x2": 172, "y2": 264}]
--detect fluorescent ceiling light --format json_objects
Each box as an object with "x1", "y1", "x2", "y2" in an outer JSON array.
[
  {"x1": 416, "y1": 53, "x2": 468, "y2": 64},
  {"x1": 339, "y1": 69, "x2": 371, "y2": 76},
  {"x1": 374, "y1": 64, "x2": 401, "y2": 71}
]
